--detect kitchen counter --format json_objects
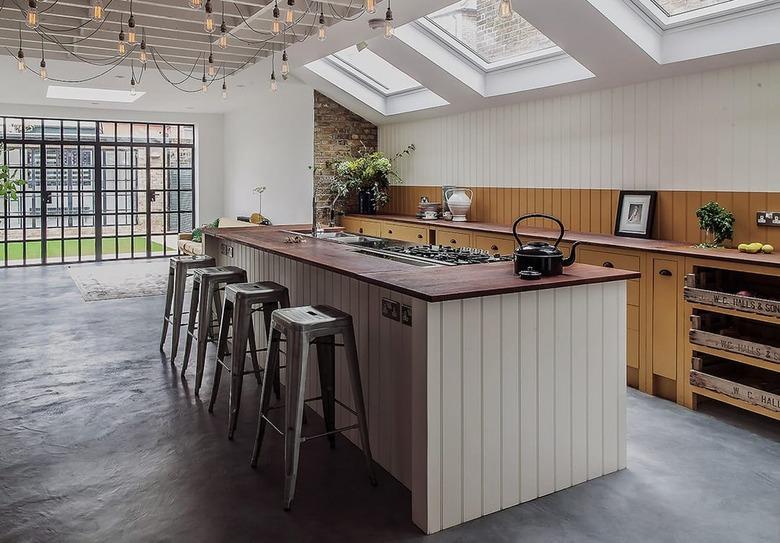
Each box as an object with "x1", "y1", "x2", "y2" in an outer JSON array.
[
  {"x1": 362, "y1": 214, "x2": 780, "y2": 267},
  {"x1": 205, "y1": 225, "x2": 629, "y2": 534},
  {"x1": 204, "y1": 225, "x2": 639, "y2": 302}
]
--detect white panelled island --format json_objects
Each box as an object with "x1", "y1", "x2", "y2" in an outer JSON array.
[{"x1": 205, "y1": 226, "x2": 639, "y2": 534}]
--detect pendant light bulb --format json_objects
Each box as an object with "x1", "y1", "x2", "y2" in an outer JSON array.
[
  {"x1": 130, "y1": 77, "x2": 136, "y2": 96},
  {"x1": 127, "y1": 13, "x2": 137, "y2": 45},
  {"x1": 270, "y1": 71, "x2": 278, "y2": 92},
  {"x1": 281, "y1": 50, "x2": 289, "y2": 77},
  {"x1": 384, "y1": 5, "x2": 394, "y2": 39},
  {"x1": 189, "y1": 0, "x2": 203, "y2": 8},
  {"x1": 202, "y1": 76, "x2": 208, "y2": 94},
  {"x1": 285, "y1": 0, "x2": 295, "y2": 24},
  {"x1": 139, "y1": 32, "x2": 147, "y2": 64},
  {"x1": 204, "y1": 1, "x2": 215, "y2": 33},
  {"x1": 318, "y1": 12, "x2": 326, "y2": 41},
  {"x1": 26, "y1": 1, "x2": 39, "y2": 30},
  {"x1": 272, "y1": 2, "x2": 280, "y2": 33},
  {"x1": 365, "y1": 0, "x2": 376, "y2": 14},
  {"x1": 222, "y1": 81, "x2": 227, "y2": 100},
  {"x1": 208, "y1": 56, "x2": 216, "y2": 77},
  {"x1": 38, "y1": 37, "x2": 46, "y2": 80},
  {"x1": 218, "y1": 21, "x2": 228, "y2": 49},
  {"x1": 92, "y1": 1, "x2": 105, "y2": 22},
  {"x1": 17, "y1": 52, "x2": 25, "y2": 72},
  {"x1": 498, "y1": 0, "x2": 513, "y2": 19}
]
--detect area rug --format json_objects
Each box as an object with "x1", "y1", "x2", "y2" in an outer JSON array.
[{"x1": 67, "y1": 260, "x2": 190, "y2": 302}]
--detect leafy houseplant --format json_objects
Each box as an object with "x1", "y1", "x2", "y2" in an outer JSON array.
[
  {"x1": 696, "y1": 201, "x2": 735, "y2": 248},
  {"x1": 0, "y1": 145, "x2": 26, "y2": 201},
  {"x1": 328, "y1": 144, "x2": 415, "y2": 214}
]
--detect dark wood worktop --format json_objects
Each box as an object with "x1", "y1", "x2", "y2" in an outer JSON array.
[
  {"x1": 360, "y1": 214, "x2": 780, "y2": 268},
  {"x1": 205, "y1": 226, "x2": 639, "y2": 303}
]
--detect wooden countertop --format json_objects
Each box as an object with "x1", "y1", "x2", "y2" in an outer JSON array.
[
  {"x1": 204, "y1": 225, "x2": 639, "y2": 302},
  {"x1": 358, "y1": 214, "x2": 780, "y2": 268}
]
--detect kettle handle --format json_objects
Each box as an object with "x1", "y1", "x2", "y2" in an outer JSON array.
[{"x1": 512, "y1": 213, "x2": 565, "y2": 248}]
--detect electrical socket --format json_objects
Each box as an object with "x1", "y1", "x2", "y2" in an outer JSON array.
[{"x1": 756, "y1": 212, "x2": 780, "y2": 227}]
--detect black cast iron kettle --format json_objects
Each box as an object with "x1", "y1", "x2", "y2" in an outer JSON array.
[{"x1": 512, "y1": 213, "x2": 581, "y2": 278}]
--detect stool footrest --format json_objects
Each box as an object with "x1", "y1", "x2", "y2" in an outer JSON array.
[{"x1": 301, "y1": 424, "x2": 359, "y2": 443}]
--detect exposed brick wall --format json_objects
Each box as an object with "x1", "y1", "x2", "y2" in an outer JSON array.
[
  {"x1": 313, "y1": 91, "x2": 378, "y2": 224},
  {"x1": 474, "y1": 0, "x2": 554, "y2": 61}
]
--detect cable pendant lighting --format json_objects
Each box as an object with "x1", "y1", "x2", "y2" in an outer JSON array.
[
  {"x1": 189, "y1": 0, "x2": 203, "y2": 9},
  {"x1": 365, "y1": 0, "x2": 376, "y2": 14},
  {"x1": 128, "y1": 0, "x2": 137, "y2": 44},
  {"x1": 26, "y1": 0, "x2": 40, "y2": 30},
  {"x1": 202, "y1": 59, "x2": 208, "y2": 93},
  {"x1": 118, "y1": 13, "x2": 127, "y2": 55},
  {"x1": 92, "y1": 0, "x2": 105, "y2": 22},
  {"x1": 318, "y1": 3, "x2": 326, "y2": 41},
  {"x1": 222, "y1": 66, "x2": 228, "y2": 99},
  {"x1": 270, "y1": 51, "x2": 278, "y2": 92},
  {"x1": 17, "y1": 24, "x2": 25, "y2": 72},
  {"x1": 218, "y1": 1, "x2": 229, "y2": 49},
  {"x1": 272, "y1": 1, "x2": 281, "y2": 34},
  {"x1": 130, "y1": 62, "x2": 137, "y2": 96},
  {"x1": 498, "y1": 0, "x2": 513, "y2": 19},
  {"x1": 204, "y1": 0, "x2": 216, "y2": 33},
  {"x1": 139, "y1": 29, "x2": 148, "y2": 64},
  {"x1": 208, "y1": 42, "x2": 216, "y2": 76},
  {"x1": 281, "y1": 50, "x2": 289, "y2": 78},
  {"x1": 285, "y1": 0, "x2": 295, "y2": 24},
  {"x1": 39, "y1": 35, "x2": 47, "y2": 80},
  {"x1": 384, "y1": 0, "x2": 394, "y2": 39}
]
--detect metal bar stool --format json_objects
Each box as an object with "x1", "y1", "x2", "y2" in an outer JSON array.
[
  {"x1": 210, "y1": 281, "x2": 290, "y2": 440},
  {"x1": 250, "y1": 305, "x2": 377, "y2": 511},
  {"x1": 160, "y1": 255, "x2": 216, "y2": 363},
  {"x1": 181, "y1": 266, "x2": 258, "y2": 395}
]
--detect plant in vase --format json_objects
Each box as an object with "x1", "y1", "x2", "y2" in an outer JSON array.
[
  {"x1": 695, "y1": 201, "x2": 735, "y2": 248},
  {"x1": 328, "y1": 143, "x2": 415, "y2": 215},
  {"x1": 1, "y1": 145, "x2": 26, "y2": 201}
]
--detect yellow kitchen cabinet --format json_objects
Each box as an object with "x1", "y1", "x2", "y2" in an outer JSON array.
[
  {"x1": 646, "y1": 255, "x2": 683, "y2": 402},
  {"x1": 473, "y1": 234, "x2": 516, "y2": 255},
  {"x1": 435, "y1": 228, "x2": 473, "y2": 248},
  {"x1": 381, "y1": 222, "x2": 430, "y2": 244},
  {"x1": 340, "y1": 216, "x2": 381, "y2": 237}
]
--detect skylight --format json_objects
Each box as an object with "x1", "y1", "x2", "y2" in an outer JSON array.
[
  {"x1": 426, "y1": 0, "x2": 557, "y2": 64},
  {"x1": 651, "y1": 0, "x2": 736, "y2": 16},
  {"x1": 329, "y1": 46, "x2": 422, "y2": 96},
  {"x1": 46, "y1": 86, "x2": 144, "y2": 103}
]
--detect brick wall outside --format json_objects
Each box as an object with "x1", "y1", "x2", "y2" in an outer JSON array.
[
  {"x1": 474, "y1": 0, "x2": 554, "y2": 62},
  {"x1": 313, "y1": 91, "x2": 378, "y2": 224}
]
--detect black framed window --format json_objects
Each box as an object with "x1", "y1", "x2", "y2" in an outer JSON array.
[{"x1": 0, "y1": 116, "x2": 195, "y2": 267}]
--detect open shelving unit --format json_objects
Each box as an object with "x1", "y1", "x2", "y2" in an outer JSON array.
[{"x1": 684, "y1": 266, "x2": 780, "y2": 420}]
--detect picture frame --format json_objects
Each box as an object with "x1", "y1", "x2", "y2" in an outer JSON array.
[{"x1": 614, "y1": 190, "x2": 657, "y2": 239}]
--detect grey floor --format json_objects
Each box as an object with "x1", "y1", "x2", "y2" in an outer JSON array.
[{"x1": 1, "y1": 262, "x2": 778, "y2": 543}]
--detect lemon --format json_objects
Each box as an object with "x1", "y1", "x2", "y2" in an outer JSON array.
[
  {"x1": 747, "y1": 242, "x2": 763, "y2": 254},
  {"x1": 762, "y1": 244, "x2": 774, "y2": 254},
  {"x1": 738, "y1": 243, "x2": 749, "y2": 252}
]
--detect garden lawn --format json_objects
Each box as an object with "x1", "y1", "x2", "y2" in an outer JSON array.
[{"x1": 1, "y1": 236, "x2": 166, "y2": 261}]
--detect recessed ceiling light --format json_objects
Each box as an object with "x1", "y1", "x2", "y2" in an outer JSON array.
[
  {"x1": 115, "y1": 74, "x2": 125, "y2": 79},
  {"x1": 47, "y1": 85, "x2": 144, "y2": 103}
]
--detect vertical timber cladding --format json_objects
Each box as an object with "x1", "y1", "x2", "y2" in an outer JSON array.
[
  {"x1": 0, "y1": 116, "x2": 195, "y2": 267},
  {"x1": 313, "y1": 92, "x2": 378, "y2": 224}
]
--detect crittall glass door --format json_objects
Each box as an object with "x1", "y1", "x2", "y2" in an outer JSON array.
[{"x1": 0, "y1": 117, "x2": 195, "y2": 267}]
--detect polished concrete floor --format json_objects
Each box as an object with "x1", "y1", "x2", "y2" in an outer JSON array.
[{"x1": 1, "y1": 262, "x2": 779, "y2": 543}]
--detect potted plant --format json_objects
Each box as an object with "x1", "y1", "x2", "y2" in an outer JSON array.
[
  {"x1": 0, "y1": 144, "x2": 26, "y2": 201},
  {"x1": 696, "y1": 201, "x2": 735, "y2": 248},
  {"x1": 328, "y1": 143, "x2": 415, "y2": 215}
]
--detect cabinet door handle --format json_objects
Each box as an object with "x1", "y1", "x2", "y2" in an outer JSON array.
[
  {"x1": 491, "y1": 245, "x2": 499, "y2": 251},
  {"x1": 358, "y1": 228, "x2": 363, "y2": 234},
  {"x1": 417, "y1": 234, "x2": 423, "y2": 239},
  {"x1": 388, "y1": 229, "x2": 393, "y2": 234},
  {"x1": 602, "y1": 261, "x2": 614, "y2": 268},
  {"x1": 450, "y1": 239, "x2": 457, "y2": 244},
  {"x1": 659, "y1": 269, "x2": 673, "y2": 277}
]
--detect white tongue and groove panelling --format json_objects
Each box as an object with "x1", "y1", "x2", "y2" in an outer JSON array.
[
  {"x1": 418, "y1": 283, "x2": 627, "y2": 533},
  {"x1": 380, "y1": 60, "x2": 780, "y2": 193},
  {"x1": 218, "y1": 240, "x2": 626, "y2": 535}
]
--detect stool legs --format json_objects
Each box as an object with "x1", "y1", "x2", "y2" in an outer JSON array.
[
  {"x1": 343, "y1": 326, "x2": 378, "y2": 486},
  {"x1": 209, "y1": 301, "x2": 231, "y2": 413},
  {"x1": 170, "y1": 261, "x2": 188, "y2": 363},
  {"x1": 181, "y1": 277, "x2": 202, "y2": 376},
  {"x1": 251, "y1": 327, "x2": 281, "y2": 468},
  {"x1": 228, "y1": 301, "x2": 250, "y2": 440},
  {"x1": 283, "y1": 331, "x2": 309, "y2": 511},
  {"x1": 315, "y1": 336, "x2": 337, "y2": 449},
  {"x1": 160, "y1": 266, "x2": 175, "y2": 351}
]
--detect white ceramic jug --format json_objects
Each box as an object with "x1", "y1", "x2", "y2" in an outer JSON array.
[{"x1": 445, "y1": 188, "x2": 473, "y2": 222}]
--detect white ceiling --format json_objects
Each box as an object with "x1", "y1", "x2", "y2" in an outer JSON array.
[{"x1": 2, "y1": 1, "x2": 780, "y2": 122}]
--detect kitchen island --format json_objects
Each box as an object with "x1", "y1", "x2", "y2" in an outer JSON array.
[{"x1": 204, "y1": 226, "x2": 639, "y2": 534}]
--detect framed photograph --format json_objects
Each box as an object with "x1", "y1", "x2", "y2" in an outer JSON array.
[{"x1": 614, "y1": 191, "x2": 657, "y2": 239}]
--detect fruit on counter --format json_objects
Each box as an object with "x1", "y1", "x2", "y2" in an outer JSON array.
[
  {"x1": 762, "y1": 244, "x2": 774, "y2": 254},
  {"x1": 737, "y1": 242, "x2": 766, "y2": 254}
]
